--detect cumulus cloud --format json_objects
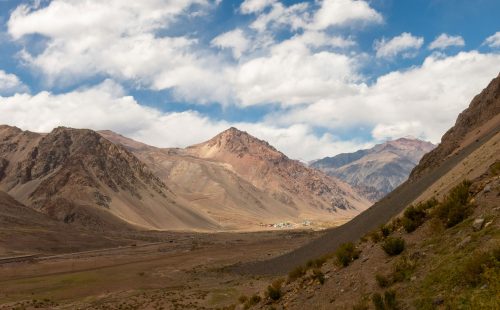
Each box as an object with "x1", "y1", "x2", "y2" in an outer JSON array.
[
  {"x1": 273, "y1": 51, "x2": 500, "y2": 143},
  {"x1": 0, "y1": 79, "x2": 369, "y2": 160},
  {"x1": 374, "y1": 32, "x2": 424, "y2": 58},
  {"x1": 311, "y1": 0, "x2": 383, "y2": 30},
  {"x1": 429, "y1": 33, "x2": 465, "y2": 50},
  {"x1": 211, "y1": 29, "x2": 250, "y2": 59},
  {"x1": 484, "y1": 31, "x2": 500, "y2": 48},
  {"x1": 0, "y1": 70, "x2": 28, "y2": 95},
  {"x1": 235, "y1": 34, "x2": 362, "y2": 106},
  {"x1": 7, "y1": 0, "x2": 234, "y2": 104},
  {"x1": 240, "y1": 0, "x2": 276, "y2": 14}
]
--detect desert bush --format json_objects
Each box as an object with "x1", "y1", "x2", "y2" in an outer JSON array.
[
  {"x1": 391, "y1": 256, "x2": 416, "y2": 283},
  {"x1": 372, "y1": 291, "x2": 398, "y2": 310},
  {"x1": 265, "y1": 278, "x2": 284, "y2": 301},
  {"x1": 238, "y1": 295, "x2": 248, "y2": 304},
  {"x1": 384, "y1": 290, "x2": 397, "y2": 310},
  {"x1": 288, "y1": 265, "x2": 306, "y2": 282},
  {"x1": 434, "y1": 180, "x2": 472, "y2": 227},
  {"x1": 372, "y1": 293, "x2": 385, "y2": 310},
  {"x1": 402, "y1": 205, "x2": 426, "y2": 233},
  {"x1": 382, "y1": 237, "x2": 405, "y2": 256},
  {"x1": 352, "y1": 299, "x2": 369, "y2": 310},
  {"x1": 463, "y1": 248, "x2": 500, "y2": 286},
  {"x1": 306, "y1": 256, "x2": 327, "y2": 269},
  {"x1": 244, "y1": 294, "x2": 261, "y2": 309},
  {"x1": 380, "y1": 224, "x2": 391, "y2": 238},
  {"x1": 335, "y1": 242, "x2": 360, "y2": 267},
  {"x1": 369, "y1": 230, "x2": 382, "y2": 243},
  {"x1": 311, "y1": 268, "x2": 325, "y2": 284},
  {"x1": 375, "y1": 274, "x2": 390, "y2": 288}
]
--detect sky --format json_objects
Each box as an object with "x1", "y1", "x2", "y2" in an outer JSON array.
[{"x1": 0, "y1": 0, "x2": 499, "y2": 161}]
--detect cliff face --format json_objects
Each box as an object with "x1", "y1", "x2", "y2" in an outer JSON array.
[
  {"x1": 312, "y1": 138, "x2": 435, "y2": 201},
  {"x1": 410, "y1": 73, "x2": 500, "y2": 180}
]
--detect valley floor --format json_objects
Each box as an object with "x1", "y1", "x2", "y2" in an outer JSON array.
[{"x1": 0, "y1": 230, "x2": 317, "y2": 309}]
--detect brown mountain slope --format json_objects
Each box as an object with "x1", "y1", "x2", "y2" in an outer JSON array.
[
  {"x1": 186, "y1": 128, "x2": 370, "y2": 213},
  {"x1": 236, "y1": 73, "x2": 500, "y2": 275},
  {"x1": 311, "y1": 138, "x2": 435, "y2": 201},
  {"x1": 0, "y1": 190, "x2": 127, "y2": 256},
  {"x1": 100, "y1": 128, "x2": 371, "y2": 230},
  {"x1": 0, "y1": 126, "x2": 218, "y2": 231}
]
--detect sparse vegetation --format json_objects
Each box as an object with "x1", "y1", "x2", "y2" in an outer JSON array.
[
  {"x1": 288, "y1": 265, "x2": 306, "y2": 282},
  {"x1": 382, "y1": 237, "x2": 405, "y2": 256},
  {"x1": 372, "y1": 291, "x2": 398, "y2": 310},
  {"x1": 434, "y1": 180, "x2": 472, "y2": 228},
  {"x1": 265, "y1": 279, "x2": 284, "y2": 301},
  {"x1": 335, "y1": 242, "x2": 360, "y2": 267},
  {"x1": 380, "y1": 224, "x2": 391, "y2": 238},
  {"x1": 238, "y1": 295, "x2": 248, "y2": 304},
  {"x1": 375, "y1": 274, "x2": 390, "y2": 288},
  {"x1": 244, "y1": 294, "x2": 261, "y2": 309},
  {"x1": 463, "y1": 247, "x2": 500, "y2": 286},
  {"x1": 306, "y1": 255, "x2": 328, "y2": 269},
  {"x1": 311, "y1": 268, "x2": 325, "y2": 285},
  {"x1": 391, "y1": 256, "x2": 416, "y2": 283}
]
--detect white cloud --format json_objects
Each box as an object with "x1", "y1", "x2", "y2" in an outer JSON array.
[
  {"x1": 235, "y1": 35, "x2": 362, "y2": 106},
  {"x1": 0, "y1": 79, "x2": 368, "y2": 160},
  {"x1": 7, "y1": 0, "x2": 234, "y2": 104},
  {"x1": 272, "y1": 51, "x2": 500, "y2": 143},
  {"x1": 240, "y1": 0, "x2": 276, "y2": 14},
  {"x1": 311, "y1": 0, "x2": 383, "y2": 30},
  {"x1": 374, "y1": 32, "x2": 424, "y2": 58},
  {"x1": 211, "y1": 29, "x2": 250, "y2": 59},
  {"x1": 484, "y1": 31, "x2": 500, "y2": 48},
  {"x1": 250, "y1": 2, "x2": 309, "y2": 32},
  {"x1": 429, "y1": 33, "x2": 465, "y2": 50},
  {"x1": 0, "y1": 70, "x2": 28, "y2": 94}
]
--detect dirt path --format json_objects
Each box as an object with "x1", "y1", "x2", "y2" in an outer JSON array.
[{"x1": 237, "y1": 123, "x2": 500, "y2": 275}]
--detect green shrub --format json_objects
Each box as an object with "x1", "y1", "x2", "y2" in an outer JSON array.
[
  {"x1": 402, "y1": 205, "x2": 426, "y2": 233},
  {"x1": 306, "y1": 256, "x2": 327, "y2": 269},
  {"x1": 391, "y1": 256, "x2": 416, "y2": 283},
  {"x1": 369, "y1": 230, "x2": 382, "y2": 243},
  {"x1": 335, "y1": 242, "x2": 360, "y2": 267},
  {"x1": 375, "y1": 274, "x2": 390, "y2": 288},
  {"x1": 312, "y1": 268, "x2": 325, "y2": 284},
  {"x1": 372, "y1": 291, "x2": 398, "y2": 310},
  {"x1": 266, "y1": 285, "x2": 281, "y2": 301},
  {"x1": 244, "y1": 294, "x2": 261, "y2": 309},
  {"x1": 384, "y1": 290, "x2": 397, "y2": 310},
  {"x1": 372, "y1": 293, "x2": 385, "y2": 310},
  {"x1": 382, "y1": 237, "x2": 405, "y2": 256},
  {"x1": 265, "y1": 278, "x2": 284, "y2": 301},
  {"x1": 380, "y1": 224, "x2": 391, "y2": 238},
  {"x1": 463, "y1": 248, "x2": 500, "y2": 286},
  {"x1": 434, "y1": 180, "x2": 472, "y2": 227},
  {"x1": 288, "y1": 265, "x2": 306, "y2": 282}
]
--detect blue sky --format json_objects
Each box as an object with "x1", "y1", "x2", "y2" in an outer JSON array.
[{"x1": 0, "y1": 0, "x2": 499, "y2": 160}]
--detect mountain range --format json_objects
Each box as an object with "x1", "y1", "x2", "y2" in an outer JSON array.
[
  {"x1": 311, "y1": 138, "x2": 435, "y2": 201},
  {"x1": 0, "y1": 125, "x2": 370, "y2": 232}
]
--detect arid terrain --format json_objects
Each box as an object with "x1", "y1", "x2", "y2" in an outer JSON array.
[
  {"x1": 311, "y1": 138, "x2": 435, "y2": 201},
  {"x1": 0, "y1": 74, "x2": 499, "y2": 310}
]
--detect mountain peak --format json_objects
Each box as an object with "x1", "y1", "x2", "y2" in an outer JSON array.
[{"x1": 189, "y1": 127, "x2": 285, "y2": 160}]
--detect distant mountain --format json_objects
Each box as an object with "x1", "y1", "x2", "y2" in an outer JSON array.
[
  {"x1": 0, "y1": 126, "x2": 218, "y2": 231},
  {"x1": 101, "y1": 127, "x2": 371, "y2": 230},
  {"x1": 311, "y1": 138, "x2": 435, "y2": 201}
]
